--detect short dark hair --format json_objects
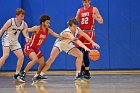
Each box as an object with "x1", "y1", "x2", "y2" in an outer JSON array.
[
  {"x1": 16, "y1": 8, "x2": 25, "y2": 15},
  {"x1": 67, "y1": 18, "x2": 78, "y2": 26},
  {"x1": 40, "y1": 14, "x2": 50, "y2": 24}
]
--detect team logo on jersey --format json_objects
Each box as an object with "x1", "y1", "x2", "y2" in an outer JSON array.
[
  {"x1": 12, "y1": 28, "x2": 22, "y2": 31},
  {"x1": 81, "y1": 12, "x2": 89, "y2": 17},
  {"x1": 12, "y1": 28, "x2": 22, "y2": 35},
  {"x1": 39, "y1": 34, "x2": 46, "y2": 39}
]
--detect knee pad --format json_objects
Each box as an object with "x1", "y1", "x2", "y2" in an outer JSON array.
[{"x1": 83, "y1": 51, "x2": 90, "y2": 67}]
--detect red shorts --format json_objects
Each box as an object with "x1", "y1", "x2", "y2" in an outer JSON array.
[
  {"x1": 76, "y1": 31, "x2": 95, "y2": 49},
  {"x1": 24, "y1": 44, "x2": 43, "y2": 58}
]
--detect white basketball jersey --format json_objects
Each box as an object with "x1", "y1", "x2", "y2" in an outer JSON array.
[
  {"x1": 55, "y1": 27, "x2": 79, "y2": 44},
  {"x1": 3, "y1": 18, "x2": 25, "y2": 41}
]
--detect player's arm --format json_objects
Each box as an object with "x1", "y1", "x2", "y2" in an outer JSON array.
[
  {"x1": 93, "y1": 7, "x2": 103, "y2": 24},
  {"x1": 62, "y1": 32, "x2": 90, "y2": 51},
  {"x1": 75, "y1": 9, "x2": 80, "y2": 21},
  {"x1": 78, "y1": 27, "x2": 100, "y2": 49},
  {"x1": 27, "y1": 26, "x2": 39, "y2": 33},
  {"x1": 23, "y1": 25, "x2": 39, "y2": 42},
  {"x1": 0, "y1": 19, "x2": 11, "y2": 37},
  {"x1": 22, "y1": 22, "x2": 29, "y2": 38},
  {"x1": 48, "y1": 28, "x2": 63, "y2": 39},
  {"x1": 22, "y1": 23, "x2": 32, "y2": 42}
]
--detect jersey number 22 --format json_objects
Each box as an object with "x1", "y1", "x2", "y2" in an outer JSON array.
[{"x1": 81, "y1": 17, "x2": 88, "y2": 24}]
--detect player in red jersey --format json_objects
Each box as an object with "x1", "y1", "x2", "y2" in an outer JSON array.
[
  {"x1": 75, "y1": 0, "x2": 103, "y2": 79},
  {"x1": 20, "y1": 14, "x2": 63, "y2": 82},
  {"x1": 31, "y1": 18, "x2": 100, "y2": 82}
]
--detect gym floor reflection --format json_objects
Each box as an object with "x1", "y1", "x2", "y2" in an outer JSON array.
[{"x1": 0, "y1": 75, "x2": 140, "y2": 93}]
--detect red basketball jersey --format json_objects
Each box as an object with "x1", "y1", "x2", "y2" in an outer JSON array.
[
  {"x1": 78, "y1": 6, "x2": 94, "y2": 30},
  {"x1": 27, "y1": 26, "x2": 48, "y2": 49}
]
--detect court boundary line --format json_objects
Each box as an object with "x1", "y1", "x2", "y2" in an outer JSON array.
[{"x1": 0, "y1": 70, "x2": 140, "y2": 76}]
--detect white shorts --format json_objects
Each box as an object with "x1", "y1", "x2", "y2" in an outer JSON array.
[
  {"x1": 54, "y1": 42, "x2": 76, "y2": 53},
  {"x1": 2, "y1": 37, "x2": 21, "y2": 51}
]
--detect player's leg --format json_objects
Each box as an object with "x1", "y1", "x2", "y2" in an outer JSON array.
[
  {"x1": 22, "y1": 52, "x2": 38, "y2": 75},
  {"x1": 68, "y1": 47, "x2": 83, "y2": 80},
  {"x1": 41, "y1": 47, "x2": 60, "y2": 73},
  {"x1": 19, "y1": 51, "x2": 38, "y2": 83},
  {"x1": 13, "y1": 49, "x2": 25, "y2": 82},
  {"x1": 77, "y1": 47, "x2": 86, "y2": 75},
  {"x1": 32, "y1": 56, "x2": 46, "y2": 81},
  {"x1": 81, "y1": 32, "x2": 94, "y2": 79},
  {"x1": 34, "y1": 47, "x2": 60, "y2": 82},
  {"x1": 0, "y1": 47, "x2": 10, "y2": 68},
  {"x1": 36, "y1": 56, "x2": 45, "y2": 75},
  {"x1": 11, "y1": 42, "x2": 24, "y2": 81},
  {"x1": 0, "y1": 36, "x2": 11, "y2": 68},
  {"x1": 83, "y1": 50, "x2": 91, "y2": 79},
  {"x1": 13, "y1": 49, "x2": 24, "y2": 74}
]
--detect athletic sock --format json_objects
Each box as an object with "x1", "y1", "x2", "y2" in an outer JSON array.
[{"x1": 40, "y1": 72, "x2": 45, "y2": 76}]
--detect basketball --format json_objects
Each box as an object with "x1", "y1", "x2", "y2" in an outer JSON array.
[{"x1": 89, "y1": 50, "x2": 100, "y2": 61}]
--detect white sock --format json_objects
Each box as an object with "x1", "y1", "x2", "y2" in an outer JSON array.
[
  {"x1": 15, "y1": 71, "x2": 19, "y2": 75},
  {"x1": 34, "y1": 74, "x2": 39, "y2": 77},
  {"x1": 76, "y1": 71, "x2": 80, "y2": 76},
  {"x1": 40, "y1": 72, "x2": 45, "y2": 76}
]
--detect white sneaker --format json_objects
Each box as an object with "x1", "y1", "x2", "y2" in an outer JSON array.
[{"x1": 17, "y1": 76, "x2": 25, "y2": 83}]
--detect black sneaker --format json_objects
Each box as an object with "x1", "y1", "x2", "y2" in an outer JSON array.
[
  {"x1": 21, "y1": 71, "x2": 26, "y2": 77},
  {"x1": 75, "y1": 73, "x2": 82, "y2": 80},
  {"x1": 19, "y1": 76, "x2": 25, "y2": 83},
  {"x1": 41, "y1": 74, "x2": 48, "y2": 80},
  {"x1": 32, "y1": 75, "x2": 42, "y2": 83},
  {"x1": 14, "y1": 73, "x2": 25, "y2": 83},
  {"x1": 20, "y1": 71, "x2": 26, "y2": 82},
  {"x1": 83, "y1": 70, "x2": 91, "y2": 80},
  {"x1": 80, "y1": 65, "x2": 85, "y2": 76},
  {"x1": 14, "y1": 73, "x2": 20, "y2": 79}
]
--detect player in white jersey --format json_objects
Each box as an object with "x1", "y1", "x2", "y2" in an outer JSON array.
[
  {"x1": 0, "y1": 8, "x2": 29, "y2": 82},
  {"x1": 32, "y1": 18, "x2": 100, "y2": 82}
]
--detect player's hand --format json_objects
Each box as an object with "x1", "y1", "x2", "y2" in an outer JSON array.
[
  {"x1": 61, "y1": 36, "x2": 67, "y2": 40},
  {"x1": 0, "y1": 32, "x2": 2, "y2": 37},
  {"x1": 84, "y1": 47, "x2": 91, "y2": 52},
  {"x1": 25, "y1": 37, "x2": 31, "y2": 42},
  {"x1": 92, "y1": 42, "x2": 100, "y2": 49}
]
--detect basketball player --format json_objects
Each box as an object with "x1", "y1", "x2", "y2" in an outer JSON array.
[
  {"x1": 0, "y1": 8, "x2": 29, "y2": 82},
  {"x1": 32, "y1": 18, "x2": 100, "y2": 82},
  {"x1": 20, "y1": 14, "x2": 64, "y2": 82},
  {"x1": 75, "y1": 0, "x2": 103, "y2": 79}
]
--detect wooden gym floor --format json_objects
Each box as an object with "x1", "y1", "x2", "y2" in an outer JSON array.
[{"x1": 0, "y1": 71, "x2": 140, "y2": 93}]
